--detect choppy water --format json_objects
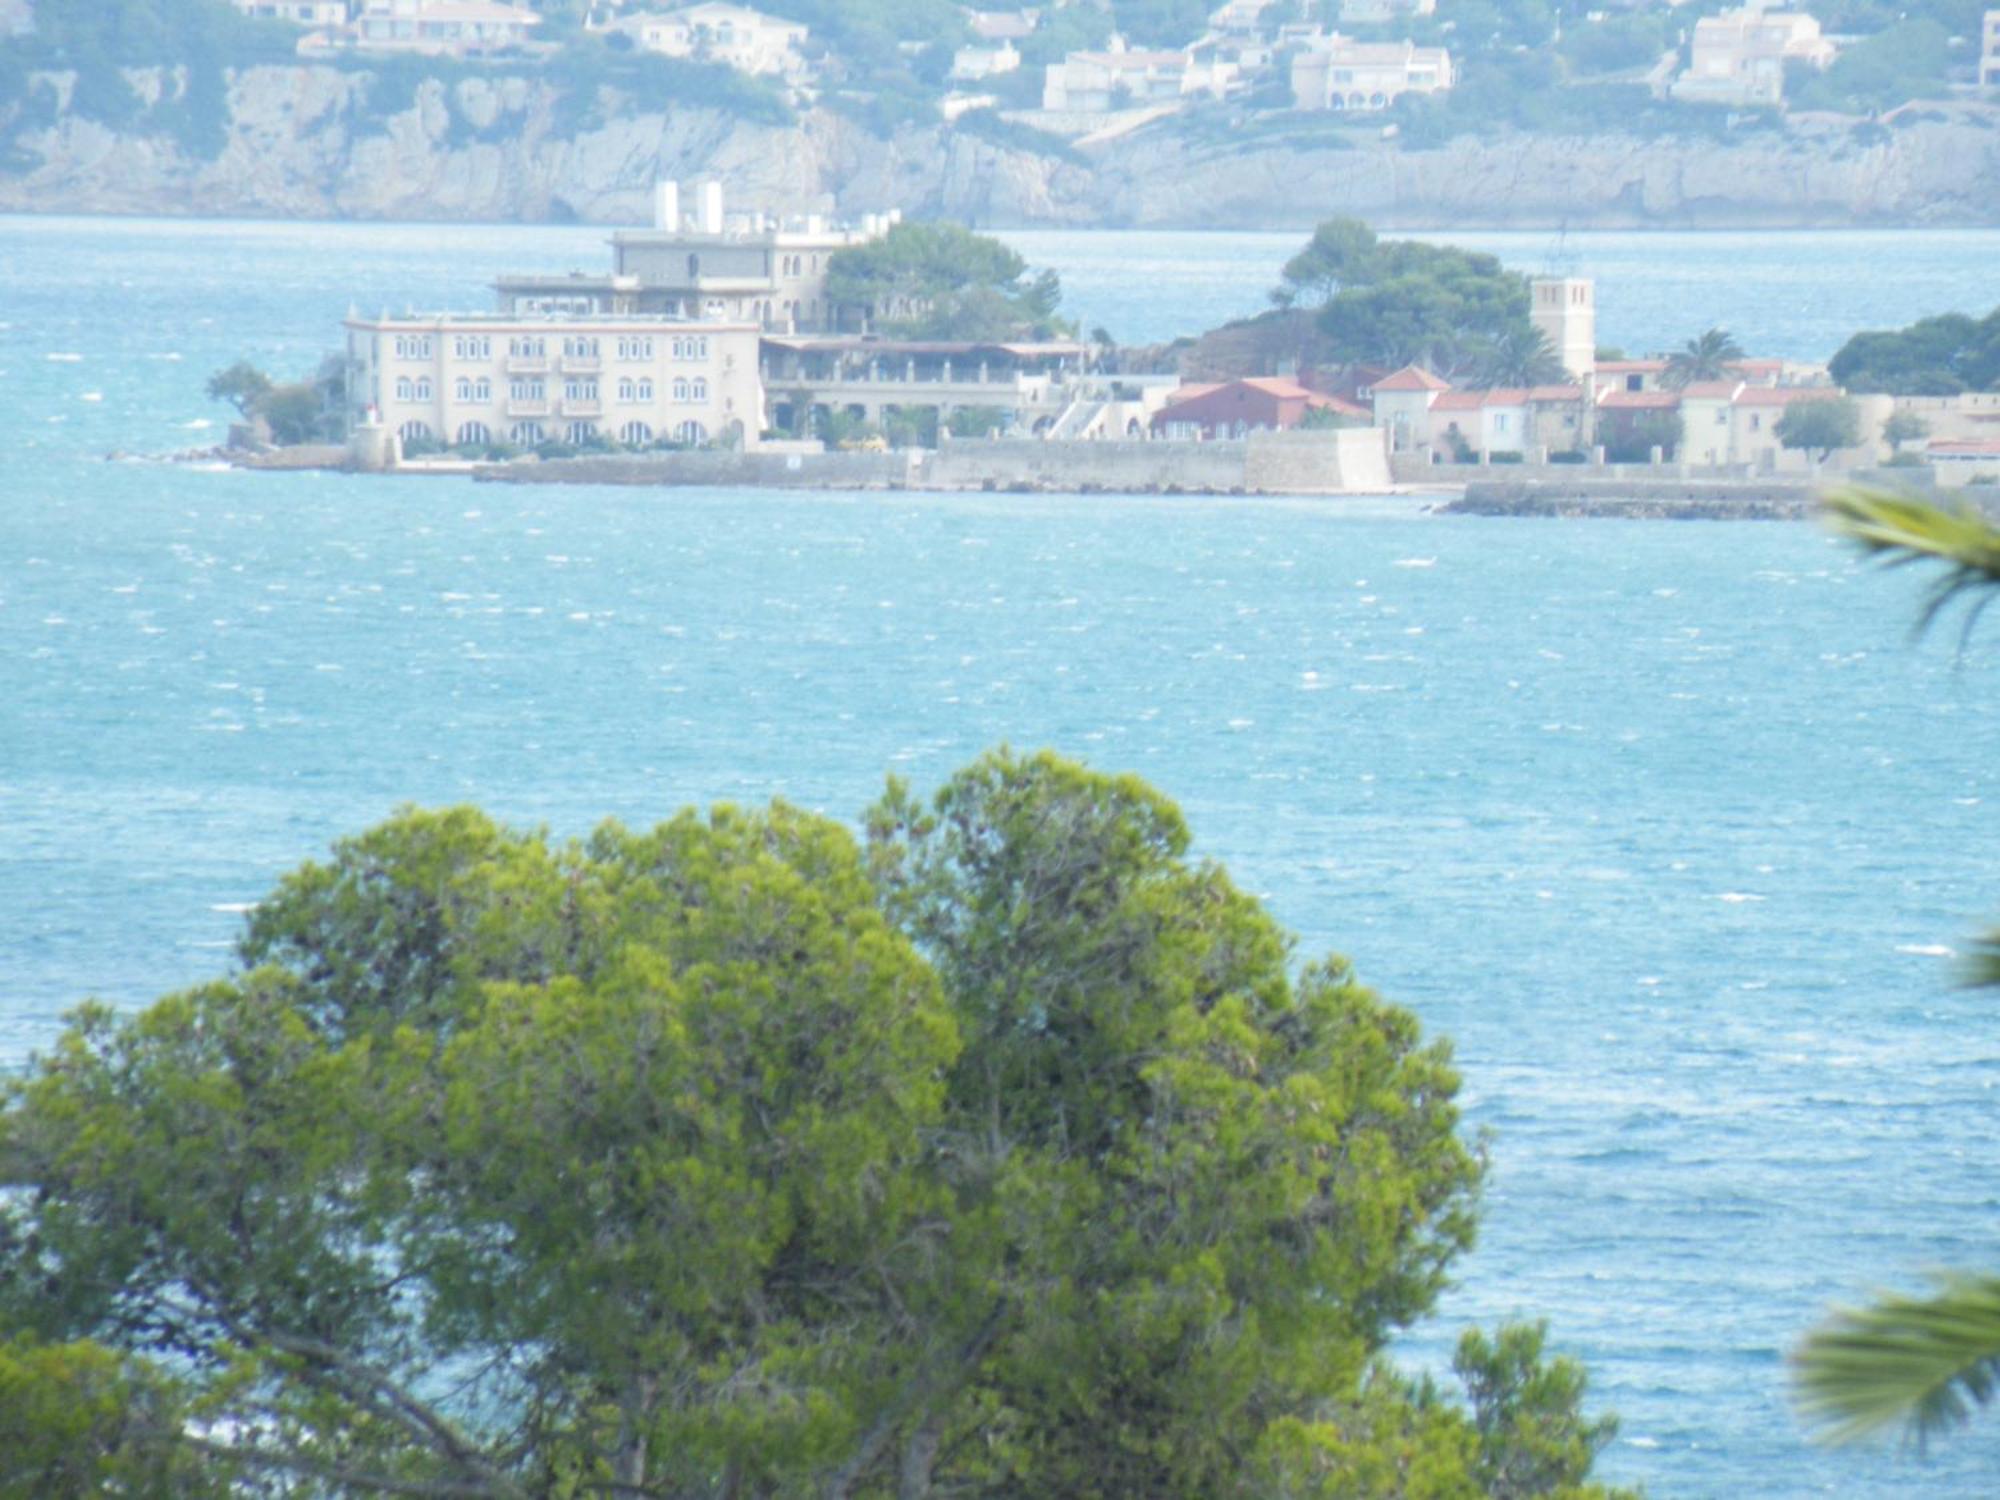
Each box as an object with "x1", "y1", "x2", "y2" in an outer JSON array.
[{"x1": 6, "y1": 215, "x2": 2000, "y2": 1494}]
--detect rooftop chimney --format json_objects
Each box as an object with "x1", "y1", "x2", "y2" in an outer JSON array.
[
  {"x1": 653, "y1": 180, "x2": 680, "y2": 231},
  {"x1": 699, "y1": 180, "x2": 724, "y2": 235}
]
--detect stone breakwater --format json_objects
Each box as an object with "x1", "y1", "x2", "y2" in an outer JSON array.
[
  {"x1": 1447, "y1": 476, "x2": 1834, "y2": 520},
  {"x1": 2, "y1": 65, "x2": 1996, "y2": 227}
]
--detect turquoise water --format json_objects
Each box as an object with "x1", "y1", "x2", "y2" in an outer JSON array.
[{"x1": 7, "y1": 216, "x2": 2000, "y2": 1494}]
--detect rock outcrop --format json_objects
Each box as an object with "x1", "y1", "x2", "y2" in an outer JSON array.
[{"x1": 1, "y1": 63, "x2": 1995, "y2": 228}]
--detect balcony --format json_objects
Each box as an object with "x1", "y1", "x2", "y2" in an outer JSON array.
[
  {"x1": 561, "y1": 354, "x2": 602, "y2": 373},
  {"x1": 506, "y1": 399, "x2": 550, "y2": 418},
  {"x1": 506, "y1": 355, "x2": 548, "y2": 374},
  {"x1": 560, "y1": 398, "x2": 603, "y2": 418}
]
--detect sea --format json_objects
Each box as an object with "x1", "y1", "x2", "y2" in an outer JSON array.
[{"x1": 5, "y1": 214, "x2": 2000, "y2": 1494}]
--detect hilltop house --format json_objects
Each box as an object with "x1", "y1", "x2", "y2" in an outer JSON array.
[
  {"x1": 599, "y1": 3, "x2": 810, "y2": 79},
  {"x1": 1290, "y1": 33, "x2": 1453, "y2": 111},
  {"x1": 951, "y1": 40, "x2": 1021, "y2": 81},
  {"x1": 229, "y1": 0, "x2": 351, "y2": 24},
  {"x1": 1670, "y1": 2, "x2": 1835, "y2": 107},
  {"x1": 1041, "y1": 41, "x2": 1238, "y2": 112},
  {"x1": 1339, "y1": 0, "x2": 1436, "y2": 23},
  {"x1": 351, "y1": 0, "x2": 541, "y2": 53},
  {"x1": 967, "y1": 8, "x2": 1040, "y2": 42}
]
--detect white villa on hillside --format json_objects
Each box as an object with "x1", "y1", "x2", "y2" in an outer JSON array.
[
  {"x1": 599, "y1": 4, "x2": 810, "y2": 79},
  {"x1": 1041, "y1": 42, "x2": 1237, "y2": 112},
  {"x1": 1670, "y1": 2, "x2": 1835, "y2": 107},
  {"x1": 229, "y1": 0, "x2": 351, "y2": 24},
  {"x1": 345, "y1": 312, "x2": 764, "y2": 451},
  {"x1": 1290, "y1": 33, "x2": 1452, "y2": 110},
  {"x1": 352, "y1": 0, "x2": 541, "y2": 53}
]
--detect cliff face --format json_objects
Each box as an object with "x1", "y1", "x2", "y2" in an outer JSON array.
[{"x1": 1, "y1": 63, "x2": 1995, "y2": 228}]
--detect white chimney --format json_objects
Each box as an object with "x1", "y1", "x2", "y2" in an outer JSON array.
[
  {"x1": 699, "y1": 180, "x2": 724, "y2": 234},
  {"x1": 653, "y1": 180, "x2": 680, "y2": 231},
  {"x1": 806, "y1": 213, "x2": 824, "y2": 235}
]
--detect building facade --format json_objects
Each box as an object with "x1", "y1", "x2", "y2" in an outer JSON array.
[
  {"x1": 1290, "y1": 35, "x2": 1453, "y2": 111},
  {"x1": 345, "y1": 313, "x2": 765, "y2": 451},
  {"x1": 1530, "y1": 277, "x2": 1596, "y2": 381},
  {"x1": 230, "y1": 0, "x2": 351, "y2": 24},
  {"x1": 760, "y1": 337, "x2": 1092, "y2": 437},
  {"x1": 1670, "y1": 4, "x2": 1834, "y2": 107},
  {"x1": 601, "y1": 4, "x2": 810, "y2": 79},
  {"x1": 353, "y1": 0, "x2": 541, "y2": 53}
]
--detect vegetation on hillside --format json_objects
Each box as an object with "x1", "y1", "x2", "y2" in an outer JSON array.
[{"x1": 0, "y1": 750, "x2": 1636, "y2": 1498}]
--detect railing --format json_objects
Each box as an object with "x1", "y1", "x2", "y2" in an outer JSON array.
[
  {"x1": 506, "y1": 399, "x2": 550, "y2": 418},
  {"x1": 560, "y1": 398, "x2": 602, "y2": 417},
  {"x1": 560, "y1": 354, "x2": 602, "y2": 373},
  {"x1": 506, "y1": 355, "x2": 548, "y2": 374}
]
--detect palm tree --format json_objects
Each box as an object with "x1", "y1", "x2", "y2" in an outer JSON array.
[
  {"x1": 1469, "y1": 325, "x2": 1568, "y2": 389},
  {"x1": 1662, "y1": 327, "x2": 1745, "y2": 390},
  {"x1": 1794, "y1": 488, "x2": 2000, "y2": 1446}
]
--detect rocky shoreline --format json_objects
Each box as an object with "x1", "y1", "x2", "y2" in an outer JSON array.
[{"x1": 7, "y1": 67, "x2": 1998, "y2": 228}]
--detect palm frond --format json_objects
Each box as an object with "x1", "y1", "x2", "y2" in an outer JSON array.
[
  {"x1": 1824, "y1": 488, "x2": 2000, "y2": 642},
  {"x1": 1794, "y1": 1273, "x2": 2000, "y2": 1447}
]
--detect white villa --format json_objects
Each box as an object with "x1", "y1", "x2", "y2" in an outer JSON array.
[
  {"x1": 229, "y1": 0, "x2": 351, "y2": 24},
  {"x1": 1290, "y1": 33, "x2": 1453, "y2": 110},
  {"x1": 352, "y1": 0, "x2": 541, "y2": 53},
  {"x1": 345, "y1": 312, "x2": 765, "y2": 451},
  {"x1": 600, "y1": 4, "x2": 810, "y2": 79},
  {"x1": 1041, "y1": 42, "x2": 1237, "y2": 112},
  {"x1": 951, "y1": 41, "x2": 1021, "y2": 82},
  {"x1": 1670, "y1": 2, "x2": 1835, "y2": 107},
  {"x1": 1338, "y1": 0, "x2": 1436, "y2": 23}
]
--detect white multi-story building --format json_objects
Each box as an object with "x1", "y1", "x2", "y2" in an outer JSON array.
[
  {"x1": 1290, "y1": 33, "x2": 1453, "y2": 110},
  {"x1": 1042, "y1": 42, "x2": 1240, "y2": 112},
  {"x1": 353, "y1": 0, "x2": 541, "y2": 53},
  {"x1": 345, "y1": 312, "x2": 765, "y2": 452},
  {"x1": 951, "y1": 41, "x2": 1021, "y2": 81},
  {"x1": 1981, "y1": 9, "x2": 1999, "y2": 88},
  {"x1": 1670, "y1": 3, "x2": 1835, "y2": 107},
  {"x1": 230, "y1": 0, "x2": 352, "y2": 24},
  {"x1": 601, "y1": 3, "x2": 810, "y2": 79}
]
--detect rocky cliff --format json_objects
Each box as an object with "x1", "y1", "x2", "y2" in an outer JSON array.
[{"x1": 2, "y1": 63, "x2": 1995, "y2": 228}]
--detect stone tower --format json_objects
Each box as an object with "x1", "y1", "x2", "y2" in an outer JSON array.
[{"x1": 1530, "y1": 276, "x2": 1595, "y2": 380}]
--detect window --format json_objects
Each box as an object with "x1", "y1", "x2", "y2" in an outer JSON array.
[
  {"x1": 564, "y1": 420, "x2": 597, "y2": 445},
  {"x1": 509, "y1": 420, "x2": 544, "y2": 445},
  {"x1": 1750, "y1": 414, "x2": 1761, "y2": 431},
  {"x1": 1493, "y1": 414, "x2": 1508, "y2": 432},
  {"x1": 636, "y1": 378, "x2": 653, "y2": 401},
  {"x1": 1716, "y1": 409, "x2": 1728, "y2": 425},
  {"x1": 510, "y1": 379, "x2": 544, "y2": 401},
  {"x1": 1625, "y1": 375, "x2": 1643, "y2": 392},
  {"x1": 616, "y1": 336, "x2": 654, "y2": 361},
  {"x1": 394, "y1": 376, "x2": 414, "y2": 401},
  {"x1": 564, "y1": 378, "x2": 599, "y2": 402},
  {"x1": 672, "y1": 377, "x2": 690, "y2": 401},
  {"x1": 453, "y1": 336, "x2": 491, "y2": 360},
  {"x1": 413, "y1": 378, "x2": 432, "y2": 401},
  {"x1": 562, "y1": 336, "x2": 599, "y2": 359},
  {"x1": 620, "y1": 420, "x2": 653, "y2": 446},
  {"x1": 672, "y1": 336, "x2": 709, "y2": 361},
  {"x1": 397, "y1": 419, "x2": 432, "y2": 443},
  {"x1": 691, "y1": 377, "x2": 709, "y2": 401},
  {"x1": 454, "y1": 376, "x2": 491, "y2": 402},
  {"x1": 508, "y1": 336, "x2": 545, "y2": 358},
  {"x1": 675, "y1": 419, "x2": 707, "y2": 445},
  {"x1": 393, "y1": 335, "x2": 433, "y2": 360},
  {"x1": 455, "y1": 420, "x2": 490, "y2": 446}
]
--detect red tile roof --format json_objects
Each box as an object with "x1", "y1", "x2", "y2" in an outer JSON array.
[
  {"x1": 1372, "y1": 364, "x2": 1451, "y2": 392},
  {"x1": 1732, "y1": 386, "x2": 1843, "y2": 407},
  {"x1": 1598, "y1": 390, "x2": 1681, "y2": 410},
  {"x1": 1430, "y1": 391, "x2": 1487, "y2": 412},
  {"x1": 1932, "y1": 439, "x2": 2000, "y2": 456},
  {"x1": 1525, "y1": 384, "x2": 1585, "y2": 401}
]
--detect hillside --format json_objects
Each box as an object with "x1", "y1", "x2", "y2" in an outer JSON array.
[{"x1": 2, "y1": 61, "x2": 1996, "y2": 228}]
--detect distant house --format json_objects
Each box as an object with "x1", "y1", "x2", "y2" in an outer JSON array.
[
  {"x1": 603, "y1": 3, "x2": 810, "y2": 79},
  {"x1": 353, "y1": 0, "x2": 540, "y2": 53},
  {"x1": 1930, "y1": 437, "x2": 2000, "y2": 480},
  {"x1": 230, "y1": 0, "x2": 351, "y2": 24},
  {"x1": 1152, "y1": 377, "x2": 1366, "y2": 439},
  {"x1": 1338, "y1": 0, "x2": 1437, "y2": 24},
  {"x1": 1982, "y1": 9, "x2": 2000, "y2": 89},
  {"x1": 1670, "y1": 4, "x2": 1834, "y2": 107},
  {"x1": 967, "y1": 8, "x2": 1040, "y2": 43},
  {"x1": 951, "y1": 41, "x2": 1021, "y2": 81},
  {"x1": 1208, "y1": 0, "x2": 1277, "y2": 34},
  {"x1": 1042, "y1": 43, "x2": 1228, "y2": 112},
  {"x1": 1290, "y1": 33, "x2": 1453, "y2": 111}
]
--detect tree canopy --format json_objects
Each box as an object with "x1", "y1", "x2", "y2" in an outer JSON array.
[
  {"x1": 0, "y1": 750, "x2": 1635, "y2": 1498},
  {"x1": 1775, "y1": 395, "x2": 1863, "y2": 460},
  {"x1": 1273, "y1": 219, "x2": 1536, "y2": 377},
  {"x1": 1828, "y1": 307, "x2": 2000, "y2": 396},
  {"x1": 825, "y1": 222, "x2": 1069, "y2": 340}
]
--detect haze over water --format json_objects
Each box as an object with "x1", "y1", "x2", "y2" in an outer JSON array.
[{"x1": 6, "y1": 215, "x2": 2000, "y2": 1495}]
